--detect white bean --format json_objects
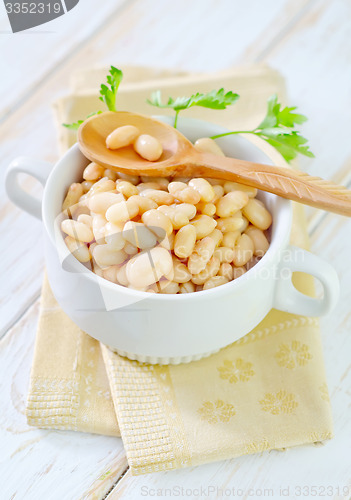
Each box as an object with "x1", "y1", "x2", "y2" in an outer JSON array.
[
  {"x1": 103, "y1": 169, "x2": 118, "y2": 181},
  {"x1": 77, "y1": 214, "x2": 93, "y2": 228},
  {"x1": 168, "y1": 181, "x2": 187, "y2": 195},
  {"x1": 190, "y1": 215, "x2": 217, "y2": 239},
  {"x1": 137, "y1": 182, "x2": 162, "y2": 192},
  {"x1": 93, "y1": 265, "x2": 104, "y2": 278},
  {"x1": 61, "y1": 219, "x2": 93, "y2": 243},
  {"x1": 219, "y1": 262, "x2": 234, "y2": 281},
  {"x1": 242, "y1": 199, "x2": 272, "y2": 230},
  {"x1": 179, "y1": 282, "x2": 195, "y2": 293},
  {"x1": 187, "y1": 252, "x2": 207, "y2": 275},
  {"x1": 81, "y1": 181, "x2": 94, "y2": 193},
  {"x1": 161, "y1": 281, "x2": 180, "y2": 294},
  {"x1": 174, "y1": 224, "x2": 197, "y2": 258},
  {"x1": 70, "y1": 202, "x2": 91, "y2": 219},
  {"x1": 224, "y1": 181, "x2": 257, "y2": 198},
  {"x1": 194, "y1": 138, "x2": 225, "y2": 156},
  {"x1": 240, "y1": 216, "x2": 249, "y2": 232},
  {"x1": 213, "y1": 246, "x2": 234, "y2": 263},
  {"x1": 102, "y1": 266, "x2": 119, "y2": 283},
  {"x1": 124, "y1": 241, "x2": 138, "y2": 255},
  {"x1": 104, "y1": 222, "x2": 125, "y2": 251},
  {"x1": 172, "y1": 257, "x2": 192, "y2": 283},
  {"x1": 141, "y1": 209, "x2": 173, "y2": 238},
  {"x1": 208, "y1": 228, "x2": 223, "y2": 247},
  {"x1": 189, "y1": 178, "x2": 215, "y2": 202},
  {"x1": 123, "y1": 221, "x2": 157, "y2": 249},
  {"x1": 205, "y1": 178, "x2": 225, "y2": 186},
  {"x1": 194, "y1": 236, "x2": 216, "y2": 263},
  {"x1": 106, "y1": 125, "x2": 139, "y2": 150},
  {"x1": 161, "y1": 207, "x2": 189, "y2": 230},
  {"x1": 92, "y1": 214, "x2": 107, "y2": 243},
  {"x1": 140, "y1": 176, "x2": 169, "y2": 189},
  {"x1": 216, "y1": 191, "x2": 249, "y2": 218},
  {"x1": 174, "y1": 187, "x2": 201, "y2": 204},
  {"x1": 245, "y1": 226, "x2": 270, "y2": 256},
  {"x1": 126, "y1": 247, "x2": 172, "y2": 288},
  {"x1": 175, "y1": 203, "x2": 197, "y2": 220},
  {"x1": 212, "y1": 184, "x2": 225, "y2": 203},
  {"x1": 89, "y1": 178, "x2": 116, "y2": 195},
  {"x1": 93, "y1": 245, "x2": 127, "y2": 268},
  {"x1": 196, "y1": 202, "x2": 216, "y2": 216},
  {"x1": 118, "y1": 172, "x2": 140, "y2": 185},
  {"x1": 191, "y1": 256, "x2": 220, "y2": 285},
  {"x1": 62, "y1": 183, "x2": 84, "y2": 211},
  {"x1": 216, "y1": 216, "x2": 245, "y2": 233},
  {"x1": 160, "y1": 231, "x2": 175, "y2": 251},
  {"x1": 134, "y1": 134, "x2": 163, "y2": 161},
  {"x1": 116, "y1": 264, "x2": 129, "y2": 286},
  {"x1": 222, "y1": 230, "x2": 240, "y2": 248},
  {"x1": 232, "y1": 234, "x2": 254, "y2": 267},
  {"x1": 203, "y1": 275, "x2": 229, "y2": 290},
  {"x1": 64, "y1": 236, "x2": 91, "y2": 263},
  {"x1": 88, "y1": 192, "x2": 124, "y2": 214},
  {"x1": 116, "y1": 180, "x2": 139, "y2": 198},
  {"x1": 83, "y1": 163, "x2": 105, "y2": 181},
  {"x1": 105, "y1": 200, "x2": 139, "y2": 224},
  {"x1": 127, "y1": 195, "x2": 158, "y2": 214},
  {"x1": 141, "y1": 189, "x2": 174, "y2": 205}
]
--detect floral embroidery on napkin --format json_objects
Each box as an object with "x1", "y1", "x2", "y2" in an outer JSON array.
[
  {"x1": 217, "y1": 358, "x2": 255, "y2": 383},
  {"x1": 259, "y1": 390, "x2": 298, "y2": 415},
  {"x1": 275, "y1": 340, "x2": 313, "y2": 369},
  {"x1": 198, "y1": 400, "x2": 236, "y2": 424}
]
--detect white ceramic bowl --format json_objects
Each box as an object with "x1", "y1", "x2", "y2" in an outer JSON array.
[{"x1": 5, "y1": 117, "x2": 339, "y2": 364}]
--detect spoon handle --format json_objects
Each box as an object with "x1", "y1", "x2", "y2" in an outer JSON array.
[{"x1": 198, "y1": 155, "x2": 351, "y2": 217}]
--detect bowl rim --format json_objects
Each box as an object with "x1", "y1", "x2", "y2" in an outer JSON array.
[{"x1": 43, "y1": 115, "x2": 292, "y2": 302}]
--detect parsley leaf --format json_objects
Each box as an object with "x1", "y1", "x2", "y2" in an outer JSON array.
[
  {"x1": 99, "y1": 66, "x2": 123, "y2": 112},
  {"x1": 257, "y1": 94, "x2": 307, "y2": 129},
  {"x1": 260, "y1": 131, "x2": 314, "y2": 163},
  {"x1": 63, "y1": 111, "x2": 103, "y2": 131},
  {"x1": 62, "y1": 66, "x2": 124, "y2": 131},
  {"x1": 147, "y1": 88, "x2": 239, "y2": 127},
  {"x1": 210, "y1": 94, "x2": 313, "y2": 163}
]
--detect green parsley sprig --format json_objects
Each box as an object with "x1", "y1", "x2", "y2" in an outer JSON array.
[
  {"x1": 63, "y1": 66, "x2": 123, "y2": 130},
  {"x1": 147, "y1": 88, "x2": 239, "y2": 128},
  {"x1": 210, "y1": 94, "x2": 314, "y2": 163},
  {"x1": 99, "y1": 66, "x2": 123, "y2": 112},
  {"x1": 63, "y1": 111, "x2": 102, "y2": 131}
]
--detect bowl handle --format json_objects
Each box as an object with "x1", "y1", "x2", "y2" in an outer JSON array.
[
  {"x1": 273, "y1": 245, "x2": 339, "y2": 317},
  {"x1": 5, "y1": 156, "x2": 53, "y2": 220}
]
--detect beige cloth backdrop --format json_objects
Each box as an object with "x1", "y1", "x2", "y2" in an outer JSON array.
[{"x1": 26, "y1": 65, "x2": 333, "y2": 475}]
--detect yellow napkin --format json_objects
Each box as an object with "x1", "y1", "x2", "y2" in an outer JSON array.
[
  {"x1": 26, "y1": 273, "x2": 120, "y2": 436},
  {"x1": 26, "y1": 65, "x2": 333, "y2": 474}
]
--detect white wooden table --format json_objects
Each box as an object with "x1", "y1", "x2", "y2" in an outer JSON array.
[{"x1": 1, "y1": 1, "x2": 350, "y2": 498}]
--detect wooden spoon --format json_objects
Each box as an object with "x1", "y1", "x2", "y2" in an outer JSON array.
[{"x1": 78, "y1": 111, "x2": 351, "y2": 217}]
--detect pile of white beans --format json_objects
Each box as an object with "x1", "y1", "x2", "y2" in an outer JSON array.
[{"x1": 61, "y1": 136, "x2": 272, "y2": 293}]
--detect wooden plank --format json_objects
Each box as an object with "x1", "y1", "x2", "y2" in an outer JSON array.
[
  {"x1": 63, "y1": 0, "x2": 311, "y2": 73},
  {"x1": 0, "y1": 0, "x2": 310, "y2": 336},
  {"x1": 0, "y1": 0, "x2": 129, "y2": 120},
  {"x1": 0, "y1": 299, "x2": 127, "y2": 500}
]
